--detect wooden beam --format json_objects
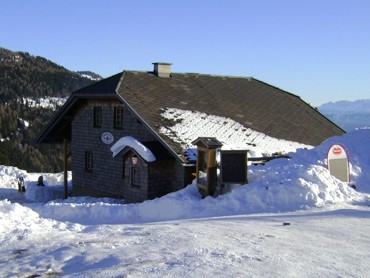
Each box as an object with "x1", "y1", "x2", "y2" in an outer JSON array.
[{"x1": 64, "y1": 138, "x2": 68, "y2": 199}]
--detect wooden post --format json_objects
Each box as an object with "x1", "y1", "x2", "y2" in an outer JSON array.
[{"x1": 64, "y1": 138, "x2": 68, "y2": 199}]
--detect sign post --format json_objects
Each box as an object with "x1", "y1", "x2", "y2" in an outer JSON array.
[
  {"x1": 327, "y1": 144, "x2": 350, "y2": 183},
  {"x1": 220, "y1": 150, "x2": 248, "y2": 184},
  {"x1": 192, "y1": 137, "x2": 223, "y2": 197}
]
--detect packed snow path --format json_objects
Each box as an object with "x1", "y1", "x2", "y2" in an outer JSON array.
[{"x1": 1, "y1": 199, "x2": 370, "y2": 277}]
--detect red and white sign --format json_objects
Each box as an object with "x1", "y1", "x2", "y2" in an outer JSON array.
[
  {"x1": 328, "y1": 144, "x2": 347, "y2": 159},
  {"x1": 327, "y1": 143, "x2": 350, "y2": 183}
]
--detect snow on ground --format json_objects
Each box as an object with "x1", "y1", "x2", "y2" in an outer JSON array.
[{"x1": 1, "y1": 128, "x2": 370, "y2": 277}]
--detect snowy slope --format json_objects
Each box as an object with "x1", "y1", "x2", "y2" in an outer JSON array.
[
  {"x1": 0, "y1": 129, "x2": 370, "y2": 277},
  {"x1": 22, "y1": 96, "x2": 68, "y2": 110}
]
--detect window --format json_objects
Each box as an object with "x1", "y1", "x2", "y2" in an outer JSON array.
[
  {"x1": 85, "y1": 151, "x2": 93, "y2": 171},
  {"x1": 131, "y1": 166, "x2": 142, "y2": 186},
  {"x1": 94, "y1": 106, "x2": 102, "y2": 127},
  {"x1": 114, "y1": 107, "x2": 124, "y2": 128},
  {"x1": 197, "y1": 150, "x2": 208, "y2": 186}
]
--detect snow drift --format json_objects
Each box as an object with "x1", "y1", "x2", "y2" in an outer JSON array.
[
  {"x1": 1, "y1": 129, "x2": 369, "y2": 225},
  {"x1": 1, "y1": 129, "x2": 370, "y2": 277}
]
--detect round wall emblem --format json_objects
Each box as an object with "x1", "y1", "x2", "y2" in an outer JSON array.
[{"x1": 101, "y1": 132, "x2": 114, "y2": 145}]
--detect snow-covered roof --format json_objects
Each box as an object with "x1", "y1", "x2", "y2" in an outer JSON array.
[
  {"x1": 36, "y1": 69, "x2": 345, "y2": 164},
  {"x1": 160, "y1": 108, "x2": 311, "y2": 161},
  {"x1": 110, "y1": 136, "x2": 156, "y2": 162}
]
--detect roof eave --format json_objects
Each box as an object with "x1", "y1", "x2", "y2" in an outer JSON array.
[{"x1": 35, "y1": 94, "x2": 119, "y2": 144}]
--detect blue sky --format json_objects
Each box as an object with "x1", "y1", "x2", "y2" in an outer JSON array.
[{"x1": 1, "y1": 0, "x2": 369, "y2": 106}]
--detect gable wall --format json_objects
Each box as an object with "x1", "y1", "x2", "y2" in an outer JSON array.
[{"x1": 71, "y1": 98, "x2": 159, "y2": 199}]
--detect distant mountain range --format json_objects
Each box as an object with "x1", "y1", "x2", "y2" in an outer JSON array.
[{"x1": 318, "y1": 99, "x2": 370, "y2": 131}]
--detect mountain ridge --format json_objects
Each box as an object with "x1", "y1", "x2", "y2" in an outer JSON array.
[
  {"x1": 0, "y1": 47, "x2": 102, "y2": 100},
  {"x1": 319, "y1": 99, "x2": 370, "y2": 112},
  {"x1": 319, "y1": 99, "x2": 370, "y2": 131},
  {"x1": 0, "y1": 46, "x2": 102, "y2": 172}
]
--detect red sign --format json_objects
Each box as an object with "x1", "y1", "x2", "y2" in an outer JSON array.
[{"x1": 332, "y1": 147, "x2": 342, "y2": 155}]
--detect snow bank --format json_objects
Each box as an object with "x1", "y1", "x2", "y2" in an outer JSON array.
[
  {"x1": 1, "y1": 129, "x2": 370, "y2": 225},
  {"x1": 0, "y1": 166, "x2": 72, "y2": 202},
  {"x1": 0, "y1": 199, "x2": 77, "y2": 248}
]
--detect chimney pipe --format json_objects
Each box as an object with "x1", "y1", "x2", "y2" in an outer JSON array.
[{"x1": 152, "y1": 62, "x2": 172, "y2": 78}]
